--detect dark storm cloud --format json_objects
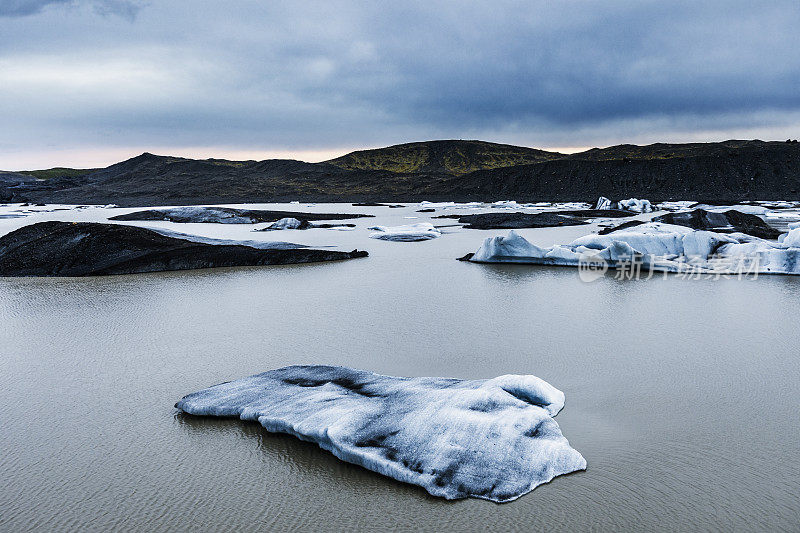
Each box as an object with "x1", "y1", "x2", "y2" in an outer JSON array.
[{"x1": 1, "y1": 0, "x2": 799, "y2": 167}]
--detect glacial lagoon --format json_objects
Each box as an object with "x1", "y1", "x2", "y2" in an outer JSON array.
[{"x1": 2, "y1": 202, "x2": 800, "y2": 531}]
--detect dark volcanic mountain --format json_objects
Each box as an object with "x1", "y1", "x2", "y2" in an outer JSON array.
[
  {"x1": 440, "y1": 140, "x2": 800, "y2": 203},
  {"x1": 325, "y1": 140, "x2": 560, "y2": 175},
  {"x1": 5, "y1": 139, "x2": 800, "y2": 205}
]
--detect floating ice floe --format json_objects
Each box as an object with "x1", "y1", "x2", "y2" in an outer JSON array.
[
  {"x1": 256, "y1": 217, "x2": 356, "y2": 231},
  {"x1": 465, "y1": 224, "x2": 800, "y2": 275},
  {"x1": 492, "y1": 200, "x2": 521, "y2": 208},
  {"x1": 595, "y1": 197, "x2": 613, "y2": 210},
  {"x1": 693, "y1": 204, "x2": 770, "y2": 215},
  {"x1": 553, "y1": 202, "x2": 592, "y2": 210},
  {"x1": 263, "y1": 217, "x2": 308, "y2": 230},
  {"x1": 755, "y1": 200, "x2": 800, "y2": 209},
  {"x1": 618, "y1": 198, "x2": 652, "y2": 213},
  {"x1": 595, "y1": 197, "x2": 652, "y2": 213},
  {"x1": 175, "y1": 365, "x2": 585, "y2": 502},
  {"x1": 418, "y1": 201, "x2": 456, "y2": 209},
  {"x1": 368, "y1": 222, "x2": 441, "y2": 241},
  {"x1": 655, "y1": 201, "x2": 698, "y2": 211}
]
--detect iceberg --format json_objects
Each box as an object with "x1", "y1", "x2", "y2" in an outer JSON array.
[
  {"x1": 492, "y1": 200, "x2": 520, "y2": 207},
  {"x1": 595, "y1": 196, "x2": 613, "y2": 210},
  {"x1": 255, "y1": 218, "x2": 357, "y2": 231},
  {"x1": 655, "y1": 200, "x2": 699, "y2": 211},
  {"x1": 368, "y1": 223, "x2": 441, "y2": 241},
  {"x1": 465, "y1": 224, "x2": 800, "y2": 275},
  {"x1": 594, "y1": 197, "x2": 652, "y2": 213},
  {"x1": 175, "y1": 365, "x2": 585, "y2": 502},
  {"x1": 262, "y1": 217, "x2": 309, "y2": 230},
  {"x1": 618, "y1": 198, "x2": 652, "y2": 213}
]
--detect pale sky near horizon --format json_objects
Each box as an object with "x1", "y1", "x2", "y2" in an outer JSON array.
[{"x1": 2, "y1": 1, "x2": 800, "y2": 170}]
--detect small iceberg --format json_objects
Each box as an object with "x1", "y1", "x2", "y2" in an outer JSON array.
[
  {"x1": 368, "y1": 223, "x2": 441, "y2": 241},
  {"x1": 256, "y1": 217, "x2": 357, "y2": 231},
  {"x1": 595, "y1": 196, "x2": 613, "y2": 210},
  {"x1": 618, "y1": 198, "x2": 652, "y2": 213},
  {"x1": 262, "y1": 217, "x2": 310, "y2": 230},
  {"x1": 595, "y1": 197, "x2": 652, "y2": 213},
  {"x1": 175, "y1": 365, "x2": 585, "y2": 502}
]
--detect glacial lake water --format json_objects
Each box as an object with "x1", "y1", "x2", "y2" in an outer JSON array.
[{"x1": 1, "y1": 203, "x2": 799, "y2": 531}]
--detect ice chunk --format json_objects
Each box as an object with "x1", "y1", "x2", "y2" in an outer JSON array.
[
  {"x1": 693, "y1": 204, "x2": 770, "y2": 215},
  {"x1": 618, "y1": 198, "x2": 652, "y2": 213},
  {"x1": 655, "y1": 201, "x2": 698, "y2": 211},
  {"x1": 368, "y1": 223, "x2": 441, "y2": 241},
  {"x1": 492, "y1": 200, "x2": 520, "y2": 208},
  {"x1": 175, "y1": 365, "x2": 585, "y2": 502},
  {"x1": 780, "y1": 224, "x2": 800, "y2": 247},
  {"x1": 264, "y1": 217, "x2": 308, "y2": 230},
  {"x1": 470, "y1": 230, "x2": 551, "y2": 263},
  {"x1": 595, "y1": 197, "x2": 652, "y2": 212},
  {"x1": 595, "y1": 196, "x2": 612, "y2": 210},
  {"x1": 569, "y1": 225, "x2": 691, "y2": 256}
]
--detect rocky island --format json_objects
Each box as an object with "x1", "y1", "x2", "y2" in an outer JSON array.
[{"x1": 0, "y1": 221, "x2": 367, "y2": 276}]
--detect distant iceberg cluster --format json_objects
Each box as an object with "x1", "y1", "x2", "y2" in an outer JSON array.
[
  {"x1": 467, "y1": 223, "x2": 800, "y2": 275},
  {"x1": 176, "y1": 365, "x2": 586, "y2": 502}
]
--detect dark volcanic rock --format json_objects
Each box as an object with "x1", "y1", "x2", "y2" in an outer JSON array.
[
  {"x1": 0, "y1": 222, "x2": 368, "y2": 276},
  {"x1": 450, "y1": 212, "x2": 589, "y2": 229},
  {"x1": 652, "y1": 209, "x2": 782, "y2": 239},
  {"x1": 597, "y1": 220, "x2": 646, "y2": 235},
  {"x1": 110, "y1": 206, "x2": 372, "y2": 224}
]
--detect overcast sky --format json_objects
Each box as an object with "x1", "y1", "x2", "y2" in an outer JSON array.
[{"x1": 2, "y1": 0, "x2": 800, "y2": 169}]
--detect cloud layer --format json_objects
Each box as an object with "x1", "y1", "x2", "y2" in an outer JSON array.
[{"x1": 1, "y1": 0, "x2": 799, "y2": 168}]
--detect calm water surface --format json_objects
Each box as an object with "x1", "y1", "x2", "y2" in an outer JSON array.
[{"x1": 1, "y1": 204, "x2": 799, "y2": 531}]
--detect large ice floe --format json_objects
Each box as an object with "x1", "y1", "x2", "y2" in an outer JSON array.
[
  {"x1": 175, "y1": 365, "x2": 585, "y2": 502},
  {"x1": 465, "y1": 223, "x2": 800, "y2": 275},
  {"x1": 368, "y1": 222, "x2": 442, "y2": 241}
]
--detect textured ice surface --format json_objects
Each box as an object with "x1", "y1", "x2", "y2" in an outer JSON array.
[
  {"x1": 595, "y1": 196, "x2": 612, "y2": 210},
  {"x1": 264, "y1": 217, "x2": 307, "y2": 230},
  {"x1": 595, "y1": 197, "x2": 652, "y2": 212},
  {"x1": 368, "y1": 222, "x2": 441, "y2": 241},
  {"x1": 148, "y1": 228, "x2": 308, "y2": 250},
  {"x1": 176, "y1": 365, "x2": 585, "y2": 502},
  {"x1": 468, "y1": 225, "x2": 800, "y2": 274},
  {"x1": 618, "y1": 198, "x2": 653, "y2": 213}
]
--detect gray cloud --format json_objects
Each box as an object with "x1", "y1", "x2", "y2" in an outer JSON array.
[
  {"x1": 0, "y1": 0, "x2": 69, "y2": 17},
  {"x1": 1, "y1": 0, "x2": 799, "y2": 167},
  {"x1": 0, "y1": 0, "x2": 141, "y2": 19}
]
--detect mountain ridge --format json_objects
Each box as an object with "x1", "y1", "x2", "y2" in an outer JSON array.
[{"x1": 4, "y1": 139, "x2": 800, "y2": 205}]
